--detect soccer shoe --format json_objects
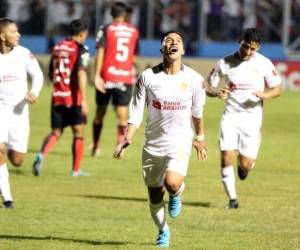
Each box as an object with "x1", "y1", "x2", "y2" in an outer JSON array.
[
  {"x1": 156, "y1": 229, "x2": 170, "y2": 247},
  {"x1": 32, "y1": 153, "x2": 43, "y2": 176},
  {"x1": 226, "y1": 199, "x2": 239, "y2": 209},
  {"x1": 3, "y1": 200, "x2": 14, "y2": 209},
  {"x1": 238, "y1": 165, "x2": 248, "y2": 180},
  {"x1": 168, "y1": 195, "x2": 182, "y2": 218},
  {"x1": 71, "y1": 170, "x2": 90, "y2": 177},
  {"x1": 89, "y1": 144, "x2": 101, "y2": 157}
]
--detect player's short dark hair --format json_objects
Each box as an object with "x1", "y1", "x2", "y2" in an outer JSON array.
[
  {"x1": 0, "y1": 17, "x2": 15, "y2": 32},
  {"x1": 110, "y1": 1, "x2": 127, "y2": 18},
  {"x1": 240, "y1": 28, "x2": 261, "y2": 44},
  {"x1": 160, "y1": 30, "x2": 185, "y2": 44},
  {"x1": 126, "y1": 5, "x2": 133, "y2": 14},
  {"x1": 69, "y1": 19, "x2": 89, "y2": 36}
]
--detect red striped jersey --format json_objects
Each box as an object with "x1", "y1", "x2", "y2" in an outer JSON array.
[
  {"x1": 96, "y1": 21, "x2": 139, "y2": 85},
  {"x1": 49, "y1": 38, "x2": 89, "y2": 106}
]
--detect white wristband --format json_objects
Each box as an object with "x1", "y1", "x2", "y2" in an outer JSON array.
[{"x1": 194, "y1": 134, "x2": 205, "y2": 141}]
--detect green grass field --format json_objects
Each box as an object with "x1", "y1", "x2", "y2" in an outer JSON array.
[{"x1": 0, "y1": 85, "x2": 299, "y2": 250}]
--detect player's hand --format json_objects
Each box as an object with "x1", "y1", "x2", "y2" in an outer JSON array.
[
  {"x1": 218, "y1": 88, "x2": 230, "y2": 100},
  {"x1": 94, "y1": 75, "x2": 106, "y2": 94},
  {"x1": 25, "y1": 92, "x2": 38, "y2": 104},
  {"x1": 192, "y1": 140, "x2": 207, "y2": 160},
  {"x1": 81, "y1": 100, "x2": 89, "y2": 115},
  {"x1": 115, "y1": 137, "x2": 132, "y2": 159},
  {"x1": 253, "y1": 91, "x2": 267, "y2": 100}
]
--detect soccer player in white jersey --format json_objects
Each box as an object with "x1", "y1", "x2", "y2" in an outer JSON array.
[
  {"x1": 206, "y1": 28, "x2": 282, "y2": 209},
  {"x1": 116, "y1": 31, "x2": 207, "y2": 247},
  {"x1": 0, "y1": 18, "x2": 43, "y2": 208}
]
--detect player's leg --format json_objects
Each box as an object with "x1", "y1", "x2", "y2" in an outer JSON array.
[
  {"x1": 91, "y1": 90, "x2": 110, "y2": 156},
  {"x1": 71, "y1": 123, "x2": 89, "y2": 176},
  {"x1": 7, "y1": 150, "x2": 25, "y2": 167},
  {"x1": 32, "y1": 128, "x2": 62, "y2": 176},
  {"x1": 0, "y1": 143, "x2": 13, "y2": 208},
  {"x1": 164, "y1": 153, "x2": 190, "y2": 218},
  {"x1": 219, "y1": 115, "x2": 239, "y2": 208},
  {"x1": 237, "y1": 123, "x2": 261, "y2": 180},
  {"x1": 165, "y1": 171, "x2": 185, "y2": 218},
  {"x1": 112, "y1": 85, "x2": 132, "y2": 157},
  {"x1": 33, "y1": 105, "x2": 64, "y2": 176},
  {"x1": 237, "y1": 155, "x2": 255, "y2": 180},
  {"x1": 148, "y1": 186, "x2": 170, "y2": 247},
  {"x1": 114, "y1": 105, "x2": 128, "y2": 152},
  {"x1": 142, "y1": 149, "x2": 170, "y2": 247},
  {"x1": 221, "y1": 150, "x2": 238, "y2": 209},
  {"x1": 39, "y1": 129, "x2": 62, "y2": 158},
  {"x1": 7, "y1": 104, "x2": 30, "y2": 167}
]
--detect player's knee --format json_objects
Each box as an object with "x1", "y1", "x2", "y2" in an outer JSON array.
[
  {"x1": 8, "y1": 151, "x2": 25, "y2": 167},
  {"x1": 0, "y1": 145, "x2": 7, "y2": 164},
  {"x1": 165, "y1": 180, "x2": 181, "y2": 194},
  {"x1": 221, "y1": 153, "x2": 233, "y2": 167},
  {"x1": 239, "y1": 158, "x2": 254, "y2": 171},
  {"x1": 10, "y1": 158, "x2": 24, "y2": 167}
]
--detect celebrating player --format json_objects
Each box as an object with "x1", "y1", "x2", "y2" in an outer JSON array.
[
  {"x1": 0, "y1": 18, "x2": 44, "y2": 208},
  {"x1": 32, "y1": 19, "x2": 90, "y2": 177},
  {"x1": 91, "y1": 1, "x2": 139, "y2": 157},
  {"x1": 206, "y1": 28, "x2": 282, "y2": 209},
  {"x1": 116, "y1": 31, "x2": 207, "y2": 247}
]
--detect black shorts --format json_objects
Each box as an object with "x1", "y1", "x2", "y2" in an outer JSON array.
[
  {"x1": 96, "y1": 83, "x2": 132, "y2": 106},
  {"x1": 51, "y1": 105, "x2": 87, "y2": 129}
]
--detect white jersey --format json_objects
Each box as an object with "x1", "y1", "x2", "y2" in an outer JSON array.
[
  {"x1": 0, "y1": 46, "x2": 43, "y2": 107},
  {"x1": 207, "y1": 52, "x2": 281, "y2": 115},
  {"x1": 128, "y1": 64, "x2": 206, "y2": 156}
]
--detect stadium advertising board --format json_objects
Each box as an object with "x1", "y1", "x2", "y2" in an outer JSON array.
[{"x1": 274, "y1": 61, "x2": 300, "y2": 91}]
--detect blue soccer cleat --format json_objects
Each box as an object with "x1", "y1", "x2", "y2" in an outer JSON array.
[
  {"x1": 156, "y1": 229, "x2": 170, "y2": 247},
  {"x1": 32, "y1": 153, "x2": 43, "y2": 176},
  {"x1": 168, "y1": 195, "x2": 182, "y2": 218},
  {"x1": 71, "y1": 170, "x2": 90, "y2": 177}
]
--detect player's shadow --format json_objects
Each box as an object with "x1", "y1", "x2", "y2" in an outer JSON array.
[
  {"x1": 0, "y1": 234, "x2": 129, "y2": 246},
  {"x1": 80, "y1": 194, "x2": 211, "y2": 208}
]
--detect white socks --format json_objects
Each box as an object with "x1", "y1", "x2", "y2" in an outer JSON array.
[
  {"x1": 0, "y1": 163, "x2": 13, "y2": 202},
  {"x1": 149, "y1": 201, "x2": 169, "y2": 231},
  {"x1": 221, "y1": 166, "x2": 237, "y2": 200}
]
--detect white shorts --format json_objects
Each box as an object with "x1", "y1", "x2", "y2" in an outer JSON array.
[
  {"x1": 0, "y1": 103, "x2": 29, "y2": 153},
  {"x1": 142, "y1": 148, "x2": 190, "y2": 187},
  {"x1": 219, "y1": 112, "x2": 262, "y2": 159}
]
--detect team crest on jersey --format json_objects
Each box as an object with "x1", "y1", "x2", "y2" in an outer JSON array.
[
  {"x1": 251, "y1": 68, "x2": 260, "y2": 76},
  {"x1": 180, "y1": 82, "x2": 188, "y2": 91}
]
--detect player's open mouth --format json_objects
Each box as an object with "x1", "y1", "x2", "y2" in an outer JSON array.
[{"x1": 169, "y1": 46, "x2": 178, "y2": 53}]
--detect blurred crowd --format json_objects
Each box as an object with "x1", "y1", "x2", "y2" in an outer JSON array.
[{"x1": 0, "y1": 0, "x2": 300, "y2": 45}]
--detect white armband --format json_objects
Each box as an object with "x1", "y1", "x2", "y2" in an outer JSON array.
[{"x1": 194, "y1": 134, "x2": 205, "y2": 141}]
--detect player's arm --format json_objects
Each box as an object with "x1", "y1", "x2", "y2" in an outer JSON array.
[
  {"x1": 206, "y1": 61, "x2": 229, "y2": 100},
  {"x1": 192, "y1": 78, "x2": 207, "y2": 160},
  {"x1": 254, "y1": 85, "x2": 281, "y2": 100},
  {"x1": 115, "y1": 74, "x2": 147, "y2": 158},
  {"x1": 254, "y1": 64, "x2": 282, "y2": 100},
  {"x1": 94, "y1": 47, "x2": 105, "y2": 93},
  {"x1": 192, "y1": 116, "x2": 207, "y2": 160},
  {"x1": 78, "y1": 69, "x2": 88, "y2": 115},
  {"x1": 26, "y1": 53, "x2": 44, "y2": 104},
  {"x1": 77, "y1": 47, "x2": 90, "y2": 114}
]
